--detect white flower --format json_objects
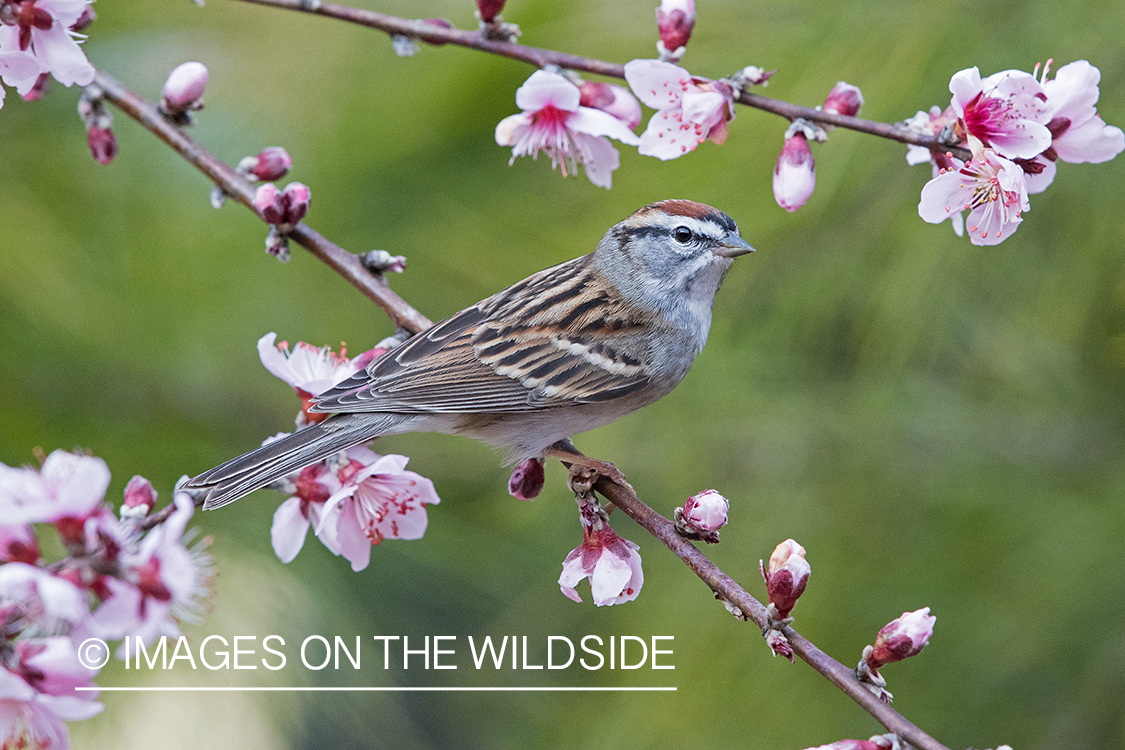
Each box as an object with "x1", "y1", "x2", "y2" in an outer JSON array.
[
  {"x1": 558, "y1": 523, "x2": 643, "y2": 606},
  {"x1": 624, "y1": 59, "x2": 735, "y2": 160},
  {"x1": 949, "y1": 66, "x2": 1052, "y2": 159},
  {"x1": 918, "y1": 149, "x2": 1029, "y2": 245}
]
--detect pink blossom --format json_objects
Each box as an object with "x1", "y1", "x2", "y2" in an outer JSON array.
[
  {"x1": 507, "y1": 457, "x2": 544, "y2": 501},
  {"x1": 0, "y1": 49, "x2": 41, "y2": 106},
  {"x1": 495, "y1": 69, "x2": 640, "y2": 189},
  {"x1": 0, "y1": 450, "x2": 109, "y2": 527},
  {"x1": 949, "y1": 66, "x2": 1052, "y2": 159},
  {"x1": 558, "y1": 514, "x2": 643, "y2": 606},
  {"x1": 0, "y1": 524, "x2": 39, "y2": 564},
  {"x1": 0, "y1": 637, "x2": 102, "y2": 750},
  {"x1": 773, "y1": 132, "x2": 816, "y2": 212},
  {"x1": 918, "y1": 149, "x2": 1029, "y2": 245},
  {"x1": 1038, "y1": 59, "x2": 1124, "y2": 165},
  {"x1": 624, "y1": 59, "x2": 735, "y2": 160},
  {"x1": 868, "y1": 607, "x2": 936, "y2": 669},
  {"x1": 89, "y1": 492, "x2": 211, "y2": 645},
  {"x1": 316, "y1": 453, "x2": 440, "y2": 572},
  {"x1": 655, "y1": 0, "x2": 695, "y2": 60},
  {"x1": 0, "y1": 0, "x2": 95, "y2": 89},
  {"x1": 270, "y1": 457, "x2": 344, "y2": 563},
  {"x1": 761, "y1": 538, "x2": 809, "y2": 620},
  {"x1": 161, "y1": 61, "x2": 208, "y2": 114},
  {"x1": 258, "y1": 332, "x2": 382, "y2": 425}
]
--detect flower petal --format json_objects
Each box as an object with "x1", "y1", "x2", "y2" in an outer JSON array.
[
  {"x1": 567, "y1": 106, "x2": 640, "y2": 145},
  {"x1": 515, "y1": 70, "x2": 580, "y2": 113},
  {"x1": 271, "y1": 496, "x2": 310, "y2": 563},
  {"x1": 624, "y1": 58, "x2": 691, "y2": 109}
]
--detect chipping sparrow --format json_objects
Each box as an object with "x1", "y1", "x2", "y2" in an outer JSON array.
[{"x1": 187, "y1": 200, "x2": 753, "y2": 510}]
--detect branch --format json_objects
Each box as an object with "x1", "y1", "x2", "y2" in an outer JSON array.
[
  {"x1": 236, "y1": 0, "x2": 971, "y2": 160},
  {"x1": 91, "y1": 68, "x2": 434, "y2": 336}
]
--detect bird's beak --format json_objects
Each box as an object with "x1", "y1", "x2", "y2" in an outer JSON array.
[{"x1": 713, "y1": 234, "x2": 755, "y2": 258}]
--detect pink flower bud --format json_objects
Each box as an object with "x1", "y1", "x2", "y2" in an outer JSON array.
[
  {"x1": 868, "y1": 607, "x2": 936, "y2": 668},
  {"x1": 681, "y1": 489, "x2": 728, "y2": 533},
  {"x1": 254, "y1": 183, "x2": 285, "y2": 224},
  {"x1": 476, "y1": 0, "x2": 506, "y2": 23},
  {"x1": 123, "y1": 475, "x2": 157, "y2": 513},
  {"x1": 773, "y1": 133, "x2": 815, "y2": 212},
  {"x1": 87, "y1": 125, "x2": 117, "y2": 165},
  {"x1": 20, "y1": 72, "x2": 50, "y2": 102},
  {"x1": 250, "y1": 146, "x2": 292, "y2": 181},
  {"x1": 822, "y1": 81, "x2": 864, "y2": 117},
  {"x1": 656, "y1": 0, "x2": 696, "y2": 53},
  {"x1": 162, "y1": 62, "x2": 209, "y2": 114},
  {"x1": 761, "y1": 538, "x2": 809, "y2": 619},
  {"x1": 280, "y1": 182, "x2": 310, "y2": 224},
  {"x1": 508, "y1": 458, "x2": 545, "y2": 500},
  {"x1": 579, "y1": 81, "x2": 643, "y2": 130}
]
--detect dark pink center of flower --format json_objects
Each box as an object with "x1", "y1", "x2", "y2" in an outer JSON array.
[
  {"x1": 10, "y1": 1, "x2": 53, "y2": 51},
  {"x1": 961, "y1": 92, "x2": 1010, "y2": 145}
]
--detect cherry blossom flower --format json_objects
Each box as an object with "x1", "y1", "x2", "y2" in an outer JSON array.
[
  {"x1": 495, "y1": 69, "x2": 640, "y2": 189},
  {"x1": 949, "y1": 66, "x2": 1052, "y2": 159},
  {"x1": 773, "y1": 132, "x2": 816, "y2": 212},
  {"x1": 89, "y1": 492, "x2": 212, "y2": 646},
  {"x1": 918, "y1": 149, "x2": 1029, "y2": 245},
  {"x1": 558, "y1": 505, "x2": 643, "y2": 606},
  {"x1": 0, "y1": 451, "x2": 110, "y2": 528},
  {"x1": 316, "y1": 453, "x2": 441, "y2": 572},
  {"x1": 270, "y1": 453, "x2": 346, "y2": 563},
  {"x1": 0, "y1": 562, "x2": 89, "y2": 629},
  {"x1": 0, "y1": 637, "x2": 102, "y2": 750},
  {"x1": 0, "y1": 0, "x2": 96, "y2": 89},
  {"x1": 258, "y1": 332, "x2": 382, "y2": 425},
  {"x1": 624, "y1": 59, "x2": 735, "y2": 160}
]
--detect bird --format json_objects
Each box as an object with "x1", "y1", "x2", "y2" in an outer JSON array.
[{"x1": 185, "y1": 200, "x2": 754, "y2": 511}]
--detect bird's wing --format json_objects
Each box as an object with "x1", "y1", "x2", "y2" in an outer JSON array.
[{"x1": 311, "y1": 255, "x2": 653, "y2": 415}]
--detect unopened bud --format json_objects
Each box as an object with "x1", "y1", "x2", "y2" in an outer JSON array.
[
  {"x1": 675, "y1": 489, "x2": 728, "y2": 543},
  {"x1": 361, "y1": 249, "x2": 408, "y2": 274},
  {"x1": 508, "y1": 458, "x2": 545, "y2": 501},
  {"x1": 249, "y1": 147, "x2": 292, "y2": 181},
  {"x1": 868, "y1": 607, "x2": 935, "y2": 668},
  {"x1": 87, "y1": 125, "x2": 117, "y2": 165},
  {"x1": 761, "y1": 538, "x2": 809, "y2": 620},
  {"x1": 254, "y1": 182, "x2": 310, "y2": 226},
  {"x1": 254, "y1": 183, "x2": 285, "y2": 224},
  {"x1": 123, "y1": 475, "x2": 157, "y2": 514},
  {"x1": 162, "y1": 62, "x2": 209, "y2": 115},
  {"x1": 476, "y1": 0, "x2": 506, "y2": 23},
  {"x1": 280, "y1": 182, "x2": 310, "y2": 224},
  {"x1": 773, "y1": 133, "x2": 815, "y2": 212},
  {"x1": 579, "y1": 81, "x2": 642, "y2": 130},
  {"x1": 656, "y1": 0, "x2": 695, "y2": 57},
  {"x1": 822, "y1": 81, "x2": 864, "y2": 117}
]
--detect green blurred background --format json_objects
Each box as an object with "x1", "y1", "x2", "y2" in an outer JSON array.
[{"x1": 2, "y1": 0, "x2": 1123, "y2": 748}]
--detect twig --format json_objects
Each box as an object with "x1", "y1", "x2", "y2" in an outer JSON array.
[
  {"x1": 235, "y1": 0, "x2": 971, "y2": 160},
  {"x1": 91, "y1": 68, "x2": 433, "y2": 336}
]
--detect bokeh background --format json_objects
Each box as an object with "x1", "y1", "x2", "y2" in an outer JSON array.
[{"x1": 2, "y1": 0, "x2": 1123, "y2": 748}]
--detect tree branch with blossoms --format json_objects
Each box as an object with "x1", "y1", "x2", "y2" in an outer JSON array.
[{"x1": 0, "y1": 0, "x2": 1121, "y2": 749}]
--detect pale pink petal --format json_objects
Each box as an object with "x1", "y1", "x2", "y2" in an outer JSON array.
[
  {"x1": 572, "y1": 133, "x2": 620, "y2": 189},
  {"x1": 948, "y1": 67, "x2": 983, "y2": 115},
  {"x1": 623, "y1": 59, "x2": 690, "y2": 110},
  {"x1": 495, "y1": 112, "x2": 532, "y2": 147},
  {"x1": 32, "y1": 24, "x2": 94, "y2": 87},
  {"x1": 588, "y1": 551, "x2": 633, "y2": 606},
  {"x1": 1053, "y1": 115, "x2": 1124, "y2": 164},
  {"x1": 567, "y1": 106, "x2": 640, "y2": 145},
  {"x1": 514, "y1": 70, "x2": 580, "y2": 113},
  {"x1": 638, "y1": 114, "x2": 700, "y2": 160},
  {"x1": 1022, "y1": 157, "x2": 1057, "y2": 194},
  {"x1": 37, "y1": 0, "x2": 90, "y2": 27},
  {"x1": 0, "y1": 50, "x2": 44, "y2": 96},
  {"x1": 918, "y1": 170, "x2": 970, "y2": 225},
  {"x1": 36, "y1": 692, "x2": 104, "y2": 722},
  {"x1": 271, "y1": 496, "x2": 310, "y2": 563},
  {"x1": 680, "y1": 88, "x2": 726, "y2": 130},
  {"x1": 335, "y1": 501, "x2": 372, "y2": 572},
  {"x1": 1043, "y1": 60, "x2": 1101, "y2": 116}
]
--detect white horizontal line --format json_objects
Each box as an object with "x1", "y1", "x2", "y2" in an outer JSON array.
[{"x1": 78, "y1": 686, "x2": 676, "y2": 692}]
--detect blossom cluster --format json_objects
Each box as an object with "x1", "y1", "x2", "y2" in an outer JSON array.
[
  {"x1": 912, "y1": 60, "x2": 1123, "y2": 245},
  {"x1": 0, "y1": 0, "x2": 95, "y2": 108},
  {"x1": 0, "y1": 450, "x2": 212, "y2": 749}
]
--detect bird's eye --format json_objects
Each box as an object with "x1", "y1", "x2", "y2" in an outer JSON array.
[{"x1": 673, "y1": 226, "x2": 693, "y2": 244}]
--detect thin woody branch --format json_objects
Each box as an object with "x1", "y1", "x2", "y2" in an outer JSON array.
[
  {"x1": 235, "y1": 0, "x2": 972, "y2": 160},
  {"x1": 91, "y1": 68, "x2": 434, "y2": 336}
]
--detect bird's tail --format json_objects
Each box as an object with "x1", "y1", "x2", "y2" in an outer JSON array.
[{"x1": 185, "y1": 413, "x2": 403, "y2": 511}]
